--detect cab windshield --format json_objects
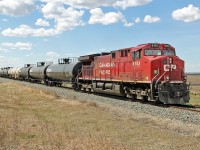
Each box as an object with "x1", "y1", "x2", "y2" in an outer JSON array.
[
  {"x1": 144, "y1": 49, "x2": 176, "y2": 56},
  {"x1": 163, "y1": 50, "x2": 175, "y2": 56},
  {"x1": 144, "y1": 49, "x2": 162, "y2": 56}
]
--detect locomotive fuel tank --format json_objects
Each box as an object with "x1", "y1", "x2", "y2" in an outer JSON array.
[{"x1": 46, "y1": 62, "x2": 82, "y2": 81}]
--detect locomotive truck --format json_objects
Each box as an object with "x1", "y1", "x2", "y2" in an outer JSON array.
[{"x1": 1, "y1": 43, "x2": 190, "y2": 104}]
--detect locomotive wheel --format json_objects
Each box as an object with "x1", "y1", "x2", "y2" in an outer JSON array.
[
  {"x1": 126, "y1": 93, "x2": 133, "y2": 99},
  {"x1": 130, "y1": 94, "x2": 137, "y2": 101},
  {"x1": 153, "y1": 99, "x2": 162, "y2": 105}
]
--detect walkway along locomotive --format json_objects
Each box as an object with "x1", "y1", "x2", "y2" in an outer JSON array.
[{"x1": 0, "y1": 43, "x2": 190, "y2": 104}]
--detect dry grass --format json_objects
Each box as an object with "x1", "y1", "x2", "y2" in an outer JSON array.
[
  {"x1": 187, "y1": 75, "x2": 200, "y2": 94},
  {"x1": 187, "y1": 75, "x2": 200, "y2": 105},
  {"x1": 0, "y1": 82, "x2": 200, "y2": 150},
  {"x1": 187, "y1": 75, "x2": 200, "y2": 85},
  {"x1": 189, "y1": 94, "x2": 200, "y2": 106}
]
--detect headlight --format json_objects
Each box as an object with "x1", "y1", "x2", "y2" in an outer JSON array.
[
  {"x1": 166, "y1": 76, "x2": 170, "y2": 80},
  {"x1": 184, "y1": 76, "x2": 187, "y2": 81},
  {"x1": 154, "y1": 70, "x2": 158, "y2": 74}
]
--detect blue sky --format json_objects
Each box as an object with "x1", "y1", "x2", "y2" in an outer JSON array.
[{"x1": 0, "y1": 0, "x2": 200, "y2": 72}]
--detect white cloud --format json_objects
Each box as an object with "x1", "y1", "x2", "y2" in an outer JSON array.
[
  {"x1": 135, "y1": 17, "x2": 141, "y2": 23},
  {"x1": 35, "y1": 18, "x2": 50, "y2": 26},
  {"x1": 41, "y1": 2, "x2": 85, "y2": 31},
  {"x1": 41, "y1": 0, "x2": 114, "y2": 9},
  {"x1": 172, "y1": 4, "x2": 200, "y2": 23},
  {"x1": 89, "y1": 8, "x2": 123, "y2": 25},
  {"x1": 114, "y1": 0, "x2": 152, "y2": 9},
  {"x1": 143, "y1": 15, "x2": 161, "y2": 23},
  {"x1": 0, "y1": 0, "x2": 35, "y2": 16},
  {"x1": 1, "y1": 25, "x2": 60, "y2": 37},
  {"x1": 46, "y1": 51, "x2": 60, "y2": 58},
  {"x1": 89, "y1": 8, "x2": 133, "y2": 27},
  {"x1": 1, "y1": 2, "x2": 85, "y2": 37},
  {"x1": 41, "y1": 0, "x2": 152, "y2": 9},
  {"x1": 1, "y1": 0, "x2": 151, "y2": 37},
  {"x1": 1, "y1": 42, "x2": 32, "y2": 50},
  {"x1": 123, "y1": 22, "x2": 134, "y2": 27}
]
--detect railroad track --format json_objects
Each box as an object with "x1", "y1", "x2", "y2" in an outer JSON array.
[{"x1": 170, "y1": 105, "x2": 200, "y2": 113}]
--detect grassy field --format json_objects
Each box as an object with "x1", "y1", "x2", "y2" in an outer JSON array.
[{"x1": 0, "y1": 82, "x2": 200, "y2": 149}]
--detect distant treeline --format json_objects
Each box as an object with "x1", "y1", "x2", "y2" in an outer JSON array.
[{"x1": 186, "y1": 73, "x2": 200, "y2": 75}]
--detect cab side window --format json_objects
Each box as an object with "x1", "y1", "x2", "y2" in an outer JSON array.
[
  {"x1": 121, "y1": 49, "x2": 129, "y2": 57},
  {"x1": 112, "y1": 52, "x2": 116, "y2": 59},
  {"x1": 132, "y1": 49, "x2": 141, "y2": 60}
]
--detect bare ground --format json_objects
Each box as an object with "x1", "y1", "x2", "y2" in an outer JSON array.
[{"x1": 0, "y1": 82, "x2": 200, "y2": 150}]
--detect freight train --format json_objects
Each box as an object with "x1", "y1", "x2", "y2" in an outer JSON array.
[{"x1": 0, "y1": 43, "x2": 190, "y2": 104}]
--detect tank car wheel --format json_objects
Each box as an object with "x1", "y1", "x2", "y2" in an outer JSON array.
[
  {"x1": 142, "y1": 96, "x2": 148, "y2": 102},
  {"x1": 44, "y1": 81, "x2": 48, "y2": 86},
  {"x1": 87, "y1": 88, "x2": 92, "y2": 93}
]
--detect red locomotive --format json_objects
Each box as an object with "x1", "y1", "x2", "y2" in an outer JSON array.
[{"x1": 78, "y1": 43, "x2": 190, "y2": 104}]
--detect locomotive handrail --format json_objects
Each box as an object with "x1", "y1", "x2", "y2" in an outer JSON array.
[
  {"x1": 150, "y1": 68, "x2": 159, "y2": 100},
  {"x1": 155, "y1": 71, "x2": 167, "y2": 89},
  {"x1": 75, "y1": 69, "x2": 82, "y2": 82},
  {"x1": 152, "y1": 68, "x2": 160, "y2": 82}
]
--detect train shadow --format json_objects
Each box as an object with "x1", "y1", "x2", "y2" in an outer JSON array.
[{"x1": 169, "y1": 104, "x2": 200, "y2": 109}]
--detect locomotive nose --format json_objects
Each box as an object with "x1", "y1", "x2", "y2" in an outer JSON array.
[{"x1": 158, "y1": 82, "x2": 190, "y2": 104}]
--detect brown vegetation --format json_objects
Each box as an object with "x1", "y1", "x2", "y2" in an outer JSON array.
[
  {"x1": 187, "y1": 75, "x2": 200, "y2": 94},
  {"x1": 0, "y1": 82, "x2": 200, "y2": 149},
  {"x1": 187, "y1": 75, "x2": 200, "y2": 105}
]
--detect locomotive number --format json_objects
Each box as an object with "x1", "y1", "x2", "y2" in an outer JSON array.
[
  {"x1": 133, "y1": 61, "x2": 140, "y2": 66},
  {"x1": 99, "y1": 70, "x2": 110, "y2": 75}
]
